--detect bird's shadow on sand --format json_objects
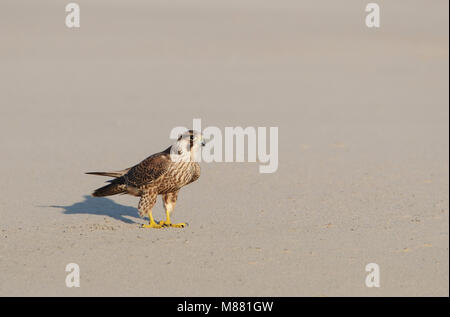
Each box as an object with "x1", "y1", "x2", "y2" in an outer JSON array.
[{"x1": 50, "y1": 195, "x2": 140, "y2": 224}]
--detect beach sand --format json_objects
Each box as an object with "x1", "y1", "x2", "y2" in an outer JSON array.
[{"x1": 0, "y1": 0, "x2": 448, "y2": 296}]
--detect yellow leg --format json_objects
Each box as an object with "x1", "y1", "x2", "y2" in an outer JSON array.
[
  {"x1": 159, "y1": 209, "x2": 187, "y2": 228},
  {"x1": 142, "y1": 211, "x2": 162, "y2": 229}
]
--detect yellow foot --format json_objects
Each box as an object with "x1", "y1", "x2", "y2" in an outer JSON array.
[
  {"x1": 159, "y1": 220, "x2": 188, "y2": 228},
  {"x1": 141, "y1": 222, "x2": 163, "y2": 229}
]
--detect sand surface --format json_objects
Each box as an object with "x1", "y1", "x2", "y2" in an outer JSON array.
[{"x1": 0, "y1": 0, "x2": 448, "y2": 296}]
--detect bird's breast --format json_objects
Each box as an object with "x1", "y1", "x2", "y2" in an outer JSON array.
[{"x1": 156, "y1": 162, "x2": 200, "y2": 194}]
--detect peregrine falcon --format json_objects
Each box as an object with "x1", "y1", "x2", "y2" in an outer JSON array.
[{"x1": 86, "y1": 130, "x2": 205, "y2": 229}]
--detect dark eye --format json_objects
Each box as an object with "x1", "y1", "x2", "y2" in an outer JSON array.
[{"x1": 178, "y1": 135, "x2": 182, "y2": 141}]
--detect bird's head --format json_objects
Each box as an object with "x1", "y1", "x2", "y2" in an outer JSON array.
[{"x1": 170, "y1": 130, "x2": 205, "y2": 162}]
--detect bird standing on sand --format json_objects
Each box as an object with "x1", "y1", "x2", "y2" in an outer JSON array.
[{"x1": 87, "y1": 130, "x2": 205, "y2": 229}]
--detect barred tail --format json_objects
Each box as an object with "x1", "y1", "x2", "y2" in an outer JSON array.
[
  {"x1": 92, "y1": 183, "x2": 126, "y2": 197},
  {"x1": 86, "y1": 168, "x2": 130, "y2": 178}
]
